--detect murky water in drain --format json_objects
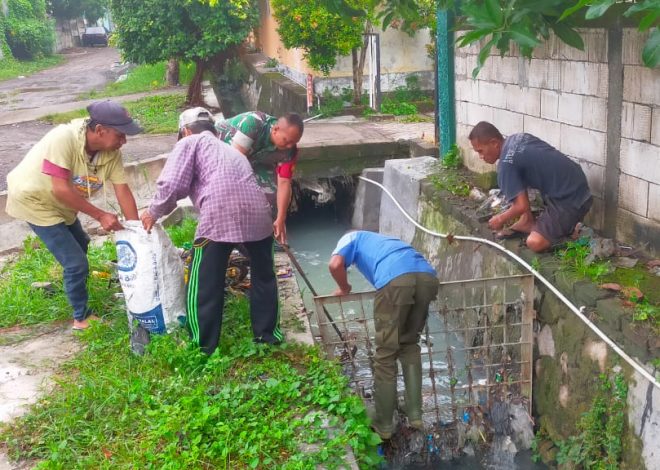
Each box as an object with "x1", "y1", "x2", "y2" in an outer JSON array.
[{"x1": 287, "y1": 209, "x2": 545, "y2": 469}]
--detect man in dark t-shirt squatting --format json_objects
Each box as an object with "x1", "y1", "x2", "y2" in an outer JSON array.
[{"x1": 469, "y1": 121, "x2": 593, "y2": 253}]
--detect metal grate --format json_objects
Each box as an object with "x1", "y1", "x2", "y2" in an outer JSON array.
[{"x1": 312, "y1": 275, "x2": 535, "y2": 430}]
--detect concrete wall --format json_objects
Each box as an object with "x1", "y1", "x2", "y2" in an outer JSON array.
[
  {"x1": 455, "y1": 28, "x2": 660, "y2": 255},
  {"x1": 255, "y1": 0, "x2": 434, "y2": 93},
  {"x1": 54, "y1": 18, "x2": 85, "y2": 52},
  {"x1": 240, "y1": 52, "x2": 308, "y2": 116}
]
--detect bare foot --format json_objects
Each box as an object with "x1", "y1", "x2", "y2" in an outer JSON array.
[
  {"x1": 72, "y1": 315, "x2": 101, "y2": 331},
  {"x1": 571, "y1": 222, "x2": 583, "y2": 240},
  {"x1": 509, "y1": 211, "x2": 535, "y2": 233}
]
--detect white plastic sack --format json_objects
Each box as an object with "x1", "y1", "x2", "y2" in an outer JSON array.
[{"x1": 114, "y1": 221, "x2": 186, "y2": 334}]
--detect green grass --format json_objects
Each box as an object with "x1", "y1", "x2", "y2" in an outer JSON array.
[
  {"x1": 557, "y1": 240, "x2": 612, "y2": 283},
  {"x1": 0, "y1": 225, "x2": 382, "y2": 467},
  {"x1": 165, "y1": 216, "x2": 198, "y2": 248},
  {"x1": 79, "y1": 61, "x2": 195, "y2": 99},
  {"x1": 0, "y1": 297, "x2": 382, "y2": 468},
  {"x1": 41, "y1": 93, "x2": 187, "y2": 134},
  {"x1": 0, "y1": 55, "x2": 65, "y2": 82},
  {"x1": 0, "y1": 237, "x2": 118, "y2": 329}
]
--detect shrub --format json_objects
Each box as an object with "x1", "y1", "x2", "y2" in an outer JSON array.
[
  {"x1": 5, "y1": 0, "x2": 54, "y2": 60},
  {"x1": 381, "y1": 98, "x2": 417, "y2": 116},
  {"x1": 5, "y1": 17, "x2": 55, "y2": 59}
]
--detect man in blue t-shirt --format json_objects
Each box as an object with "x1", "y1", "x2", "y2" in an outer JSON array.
[
  {"x1": 329, "y1": 231, "x2": 438, "y2": 439},
  {"x1": 469, "y1": 121, "x2": 592, "y2": 252}
]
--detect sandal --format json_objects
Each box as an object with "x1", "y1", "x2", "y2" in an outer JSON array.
[{"x1": 494, "y1": 228, "x2": 526, "y2": 240}]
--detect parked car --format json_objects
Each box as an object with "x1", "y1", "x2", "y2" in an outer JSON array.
[{"x1": 82, "y1": 27, "x2": 109, "y2": 47}]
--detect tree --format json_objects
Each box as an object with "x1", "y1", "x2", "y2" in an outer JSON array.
[
  {"x1": 271, "y1": 0, "x2": 374, "y2": 105},
  {"x1": 434, "y1": 0, "x2": 659, "y2": 76},
  {"x1": 48, "y1": 0, "x2": 108, "y2": 24},
  {"x1": 272, "y1": 0, "x2": 435, "y2": 106},
  {"x1": 109, "y1": 0, "x2": 258, "y2": 106}
]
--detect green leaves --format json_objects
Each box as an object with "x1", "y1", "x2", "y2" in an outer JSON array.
[
  {"x1": 450, "y1": 0, "x2": 659, "y2": 72},
  {"x1": 271, "y1": 0, "x2": 369, "y2": 75},
  {"x1": 0, "y1": 283, "x2": 382, "y2": 467},
  {"x1": 642, "y1": 27, "x2": 660, "y2": 68},
  {"x1": 584, "y1": 0, "x2": 617, "y2": 20},
  {"x1": 485, "y1": 0, "x2": 503, "y2": 25},
  {"x1": 110, "y1": 0, "x2": 258, "y2": 66},
  {"x1": 550, "y1": 21, "x2": 585, "y2": 50}
]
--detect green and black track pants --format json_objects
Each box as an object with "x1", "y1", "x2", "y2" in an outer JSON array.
[{"x1": 186, "y1": 235, "x2": 283, "y2": 354}]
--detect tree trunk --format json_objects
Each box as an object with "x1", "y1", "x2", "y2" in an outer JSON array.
[
  {"x1": 165, "y1": 58, "x2": 179, "y2": 86},
  {"x1": 352, "y1": 25, "x2": 371, "y2": 105},
  {"x1": 187, "y1": 59, "x2": 206, "y2": 106}
]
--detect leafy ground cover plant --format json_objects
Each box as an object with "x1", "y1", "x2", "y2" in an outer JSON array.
[
  {"x1": 0, "y1": 237, "x2": 118, "y2": 328},
  {"x1": 42, "y1": 94, "x2": 186, "y2": 134},
  {"x1": 380, "y1": 98, "x2": 418, "y2": 116},
  {"x1": 554, "y1": 371, "x2": 628, "y2": 468},
  {"x1": 429, "y1": 144, "x2": 471, "y2": 196},
  {"x1": 79, "y1": 61, "x2": 195, "y2": 99},
  {"x1": 1, "y1": 295, "x2": 382, "y2": 468},
  {"x1": 1, "y1": 222, "x2": 381, "y2": 467},
  {"x1": 557, "y1": 240, "x2": 611, "y2": 282}
]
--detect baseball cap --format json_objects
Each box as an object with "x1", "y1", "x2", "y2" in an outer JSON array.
[
  {"x1": 87, "y1": 100, "x2": 143, "y2": 135},
  {"x1": 178, "y1": 107, "x2": 214, "y2": 130}
]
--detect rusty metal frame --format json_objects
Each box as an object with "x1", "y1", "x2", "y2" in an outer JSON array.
[{"x1": 312, "y1": 275, "x2": 535, "y2": 424}]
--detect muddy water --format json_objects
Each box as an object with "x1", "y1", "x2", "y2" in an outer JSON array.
[{"x1": 287, "y1": 208, "x2": 546, "y2": 469}]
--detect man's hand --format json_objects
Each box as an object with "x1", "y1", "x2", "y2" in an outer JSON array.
[
  {"x1": 140, "y1": 211, "x2": 156, "y2": 233},
  {"x1": 273, "y1": 217, "x2": 287, "y2": 245},
  {"x1": 332, "y1": 284, "x2": 352, "y2": 296},
  {"x1": 488, "y1": 214, "x2": 505, "y2": 231},
  {"x1": 98, "y1": 212, "x2": 123, "y2": 232}
]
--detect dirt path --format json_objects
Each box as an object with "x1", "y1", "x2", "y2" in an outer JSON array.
[
  {"x1": 0, "y1": 47, "x2": 121, "y2": 113},
  {"x1": 0, "y1": 324, "x2": 81, "y2": 470}
]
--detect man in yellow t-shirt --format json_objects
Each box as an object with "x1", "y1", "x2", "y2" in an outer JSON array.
[{"x1": 6, "y1": 100, "x2": 142, "y2": 330}]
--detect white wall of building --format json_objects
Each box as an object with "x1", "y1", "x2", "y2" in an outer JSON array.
[{"x1": 455, "y1": 28, "x2": 659, "y2": 251}]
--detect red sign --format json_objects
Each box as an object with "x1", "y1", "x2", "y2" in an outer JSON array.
[{"x1": 306, "y1": 74, "x2": 314, "y2": 110}]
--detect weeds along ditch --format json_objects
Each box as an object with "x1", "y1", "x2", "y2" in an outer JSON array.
[
  {"x1": 0, "y1": 225, "x2": 382, "y2": 468},
  {"x1": 0, "y1": 237, "x2": 118, "y2": 329}
]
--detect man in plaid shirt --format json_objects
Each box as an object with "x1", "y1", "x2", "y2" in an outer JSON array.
[
  {"x1": 216, "y1": 111, "x2": 304, "y2": 245},
  {"x1": 141, "y1": 108, "x2": 283, "y2": 354}
]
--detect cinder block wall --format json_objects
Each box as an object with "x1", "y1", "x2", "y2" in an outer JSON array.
[{"x1": 455, "y1": 28, "x2": 660, "y2": 254}]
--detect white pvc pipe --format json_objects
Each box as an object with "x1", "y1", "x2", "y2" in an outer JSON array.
[{"x1": 358, "y1": 175, "x2": 660, "y2": 389}]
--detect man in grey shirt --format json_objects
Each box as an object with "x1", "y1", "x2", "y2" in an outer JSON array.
[{"x1": 469, "y1": 121, "x2": 592, "y2": 252}]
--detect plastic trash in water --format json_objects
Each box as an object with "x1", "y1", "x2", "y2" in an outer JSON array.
[
  {"x1": 463, "y1": 409, "x2": 470, "y2": 423},
  {"x1": 426, "y1": 434, "x2": 439, "y2": 454}
]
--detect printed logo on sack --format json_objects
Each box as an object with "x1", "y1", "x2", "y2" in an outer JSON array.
[
  {"x1": 131, "y1": 304, "x2": 167, "y2": 334},
  {"x1": 116, "y1": 241, "x2": 137, "y2": 272}
]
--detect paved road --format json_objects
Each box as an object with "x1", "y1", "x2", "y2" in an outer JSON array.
[
  {"x1": 0, "y1": 47, "x2": 181, "y2": 191},
  {"x1": 0, "y1": 47, "x2": 121, "y2": 112}
]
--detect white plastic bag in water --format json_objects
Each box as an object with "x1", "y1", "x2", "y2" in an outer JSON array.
[{"x1": 114, "y1": 221, "x2": 186, "y2": 333}]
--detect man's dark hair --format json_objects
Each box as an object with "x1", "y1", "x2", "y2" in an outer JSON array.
[
  {"x1": 468, "y1": 121, "x2": 503, "y2": 142},
  {"x1": 281, "y1": 112, "x2": 304, "y2": 135},
  {"x1": 87, "y1": 119, "x2": 99, "y2": 130},
  {"x1": 178, "y1": 120, "x2": 218, "y2": 140}
]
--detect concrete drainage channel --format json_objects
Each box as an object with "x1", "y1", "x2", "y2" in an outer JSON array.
[{"x1": 2, "y1": 150, "x2": 659, "y2": 467}]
